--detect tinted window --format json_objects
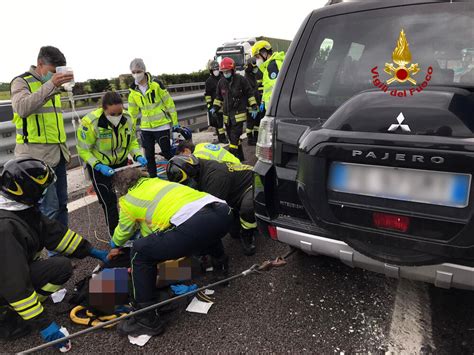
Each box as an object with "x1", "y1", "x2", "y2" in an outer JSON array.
[{"x1": 291, "y1": 3, "x2": 474, "y2": 119}]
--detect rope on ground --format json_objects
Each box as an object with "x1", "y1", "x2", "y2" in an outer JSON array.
[{"x1": 18, "y1": 247, "x2": 296, "y2": 354}]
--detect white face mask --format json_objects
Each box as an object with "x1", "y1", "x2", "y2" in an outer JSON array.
[
  {"x1": 256, "y1": 58, "x2": 264, "y2": 68},
  {"x1": 252, "y1": 67, "x2": 259, "y2": 74},
  {"x1": 132, "y1": 72, "x2": 145, "y2": 83},
  {"x1": 212, "y1": 70, "x2": 220, "y2": 77},
  {"x1": 106, "y1": 114, "x2": 122, "y2": 127}
]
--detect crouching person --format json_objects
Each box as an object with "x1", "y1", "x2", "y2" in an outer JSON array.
[
  {"x1": 110, "y1": 168, "x2": 233, "y2": 337},
  {"x1": 0, "y1": 158, "x2": 108, "y2": 347}
]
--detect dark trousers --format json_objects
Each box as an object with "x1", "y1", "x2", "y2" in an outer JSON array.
[
  {"x1": 131, "y1": 203, "x2": 233, "y2": 303},
  {"x1": 239, "y1": 188, "x2": 256, "y2": 229},
  {"x1": 141, "y1": 129, "x2": 172, "y2": 177},
  {"x1": 226, "y1": 121, "x2": 244, "y2": 161},
  {"x1": 87, "y1": 161, "x2": 127, "y2": 235},
  {"x1": 0, "y1": 257, "x2": 73, "y2": 306},
  {"x1": 246, "y1": 112, "x2": 262, "y2": 136}
]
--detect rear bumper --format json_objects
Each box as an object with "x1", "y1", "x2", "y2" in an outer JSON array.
[{"x1": 277, "y1": 226, "x2": 474, "y2": 291}]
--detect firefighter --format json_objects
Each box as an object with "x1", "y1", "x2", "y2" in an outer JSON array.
[
  {"x1": 244, "y1": 57, "x2": 264, "y2": 146},
  {"x1": 176, "y1": 141, "x2": 240, "y2": 164},
  {"x1": 167, "y1": 155, "x2": 257, "y2": 256},
  {"x1": 128, "y1": 58, "x2": 178, "y2": 177},
  {"x1": 11, "y1": 46, "x2": 74, "y2": 227},
  {"x1": 76, "y1": 91, "x2": 147, "y2": 235},
  {"x1": 210, "y1": 57, "x2": 258, "y2": 162},
  {"x1": 0, "y1": 158, "x2": 108, "y2": 346},
  {"x1": 205, "y1": 61, "x2": 227, "y2": 143},
  {"x1": 251, "y1": 40, "x2": 286, "y2": 111},
  {"x1": 109, "y1": 168, "x2": 232, "y2": 337}
]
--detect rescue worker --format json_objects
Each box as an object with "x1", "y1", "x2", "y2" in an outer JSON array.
[
  {"x1": 167, "y1": 155, "x2": 257, "y2": 256},
  {"x1": 109, "y1": 168, "x2": 232, "y2": 337},
  {"x1": 244, "y1": 57, "x2": 264, "y2": 146},
  {"x1": 76, "y1": 92, "x2": 147, "y2": 235},
  {"x1": 251, "y1": 40, "x2": 286, "y2": 111},
  {"x1": 210, "y1": 57, "x2": 258, "y2": 162},
  {"x1": 11, "y1": 46, "x2": 74, "y2": 227},
  {"x1": 176, "y1": 141, "x2": 240, "y2": 164},
  {"x1": 128, "y1": 58, "x2": 178, "y2": 177},
  {"x1": 0, "y1": 158, "x2": 108, "y2": 346},
  {"x1": 205, "y1": 61, "x2": 227, "y2": 143}
]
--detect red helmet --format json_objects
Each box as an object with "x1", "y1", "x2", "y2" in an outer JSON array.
[{"x1": 219, "y1": 57, "x2": 235, "y2": 71}]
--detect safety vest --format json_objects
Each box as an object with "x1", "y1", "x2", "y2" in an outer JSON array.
[
  {"x1": 12, "y1": 74, "x2": 66, "y2": 144},
  {"x1": 112, "y1": 178, "x2": 209, "y2": 246},
  {"x1": 128, "y1": 74, "x2": 178, "y2": 129},
  {"x1": 194, "y1": 143, "x2": 240, "y2": 164},
  {"x1": 76, "y1": 108, "x2": 142, "y2": 167},
  {"x1": 260, "y1": 52, "x2": 285, "y2": 106}
]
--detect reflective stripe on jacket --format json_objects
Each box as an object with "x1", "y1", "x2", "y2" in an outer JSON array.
[{"x1": 194, "y1": 143, "x2": 240, "y2": 164}]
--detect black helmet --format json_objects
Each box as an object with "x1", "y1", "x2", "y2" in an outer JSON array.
[
  {"x1": 167, "y1": 155, "x2": 200, "y2": 184},
  {"x1": 209, "y1": 60, "x2": 219, "y2": 72},
  {"x1": 245, "y1": 57, "x2": 258, "y2": 73},
  {"x1": 0, "y1": 158, "x2": 55, "y2": 205}
]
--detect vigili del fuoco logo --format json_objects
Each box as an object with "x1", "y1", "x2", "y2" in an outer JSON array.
[{"x1": 371, "y1": 29, "x2": 433, "y2": 97}]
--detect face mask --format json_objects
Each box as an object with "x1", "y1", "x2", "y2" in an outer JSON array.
[
  {"x1": 252, "y1": 67, "x2": 259, "y2": 74},
  {"x1": 256, "y1": 58, "x2": 264, "y2": 68},
  {"x1": 41, "y1": 71, "x2": 53, "y2": 83},
  {"x1": 106, "y1": 114, "x2": 122, "y2": 127},
  {"x1": 132, "y1": 72, "x2": 145, "y2": 83},
  {"x1": 212, "y1": 70, "x2": 220, "y2": 77},
  {"x1": 223, "y1": 72, "x2": 232, "y2": 79}
]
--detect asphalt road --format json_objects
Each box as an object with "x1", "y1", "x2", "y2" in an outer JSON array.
[{"x1": 2, "y1": 142, "x2": 473, "y2": 354}]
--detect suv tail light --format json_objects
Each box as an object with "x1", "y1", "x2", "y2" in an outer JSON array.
[
  {"x1": 256, "y1": 116, "x2": 274, "y2": 163},
  {"x1": 373, "y1": 212, "x2": 410, "y2": 232}
]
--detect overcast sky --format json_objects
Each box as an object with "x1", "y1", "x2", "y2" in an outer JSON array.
[{"x1": 1, "y1": 0, "x2": 327, "y2": 83}]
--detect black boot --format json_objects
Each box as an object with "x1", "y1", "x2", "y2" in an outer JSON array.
[
  {"x1": 218, "y1": 134, "x2": 228, "y2": 144},
  {"x1": 0, "y1": 307, "x2": 31, "y2": 340},
  {"x1": 211, "y1": 254, "x2": 229, "y2": 284},
  {"x1": 240, "y1": 229, "x2": 256, "y2": 256},
  {"x1": 247, "y1": 134, "x2": 256, "y2": 146},
  {"x1": 117, "y1": 303, "x2": 165, "y2": 337},
  {"x1": 253, "y1": 130, "x2": 259, "y2": 144}
]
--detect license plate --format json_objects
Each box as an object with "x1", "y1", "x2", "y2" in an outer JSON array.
[{"x1": 328, "y1": 162, "x2": 471, "y2": 208}]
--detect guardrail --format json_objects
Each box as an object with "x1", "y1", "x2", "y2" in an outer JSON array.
[{"x1": 0, "y1": 91, "x2": 208, "y2": 168}]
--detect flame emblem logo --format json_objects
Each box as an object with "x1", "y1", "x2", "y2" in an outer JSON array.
[{"x1": 384, "y1": 29, "x2": 420, "y2": 85}]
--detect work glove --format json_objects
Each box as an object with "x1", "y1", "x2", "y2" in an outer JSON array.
[
  {"x1": 94, "y1": 163, "x2": 114, "y2": 177},
  {"x1": 40, "y1": 322, "x2": 69, "y2": 350},
  {"x1": 89, "y1": 248, "x2": 109, "y2": 263},
  {"x1": 172, "y1": 124, "x2": 180, "y2": 129},
  {"x1": 250, "y1": 110, "x2": 258, "y2": 120},
  {"x1": 137, "y1": 156, "x2": 147, "y2": 167},
  {"x1": 259, "y1": 102, "x2": 265, "y2": 112},
  {"x1": 110, "y1": 239, "x2": 118, "y2": 248},
  {"x1": 170, "y1": 284, "x2": 198, "y2": 295},
  {"x1": 209, "y1": 107, "x2": 216, "y2": 115}
]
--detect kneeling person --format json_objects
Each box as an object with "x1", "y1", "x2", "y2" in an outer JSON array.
[
  {"x1": 167, "y1": 156, "x2": 257, "y2": 256},
  {"x1": 0, "y1": 159, "x2": 108, "y2": 346},
  {"x1": 110, "y1": 168, "x2": 232, "y2": 337}
]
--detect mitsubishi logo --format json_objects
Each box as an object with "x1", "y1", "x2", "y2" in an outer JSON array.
[{"x1": 388, "y1": 112, "x2": 411, "y2": 132}]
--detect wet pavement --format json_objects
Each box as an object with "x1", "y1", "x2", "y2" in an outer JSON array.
[{"x1": 2, "y1": 142, "x2": 473, "y2": 354}]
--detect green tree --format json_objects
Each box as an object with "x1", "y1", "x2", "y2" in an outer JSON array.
[
  {"x1": 112, "y1": 77, "x2": 121, "y2": 90},
  {"x1": 88, "y1": 79, "x2": 111, "y2": 93}
]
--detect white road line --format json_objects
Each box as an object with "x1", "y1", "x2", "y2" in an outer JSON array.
[
  {"x1": 67, "y1": 194, "x2": 98, "y2": 213},
  {"x1": 386, "y1": 279, "x2": 435, "y2": 353}
]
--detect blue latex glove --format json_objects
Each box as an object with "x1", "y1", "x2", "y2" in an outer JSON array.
[
  {"x1": 40, "y1": 322, "x2": 68, "y2": 349},
  {"x1": 209, "y1": 107, "x2": 216, "y2": 115},
  {"x1": 137, "y1": 156, "x2": 147, "y2": 167},
  {"x1": 259, "y1": 102, "x2": 265, "y2": 112},
  {"x1": 250, "y1": 110, "x2": 258, "y2": 120},
  {"x1": 110, "y1": 239, "x2": 118, "y2": 248},
  {"x1": 170, "y1": 284, "x2": 198, "y2": 295},
  {"x1": 90, "y1": 248, "x2": 108, "y2": 263},
  {"x1": 173, "y1": 124, "x2": 180, "y2": 129},
  {"x1": 94, "y1": 163, "x2": 114, "y2": 177}
]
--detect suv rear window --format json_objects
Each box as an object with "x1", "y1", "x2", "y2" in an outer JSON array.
[{"x1": 291, "y1": 2, "x2": 474, "y2": 119}]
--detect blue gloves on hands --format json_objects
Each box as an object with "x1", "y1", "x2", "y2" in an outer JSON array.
[
  {"x1": 40, "y1": 322, "x2": 68, "y2": 349},
  {"x1": 90, "y1": 248, "x2": 109, "y2": 263},
  {"x1": 250, "y1": 110, "x2": 258, "y2": 120},
  {"x1": 137, "y1": 156, "x2": 147, "y2": 167},
  {"x1": 259, "y1": 102, "x2": 265, "y2": 112},
  {"x1": 94, "y1": 163, "x2": 114, "y2": 177},
  {"x1": 170, "y1": 284, "x2": 198, "y2": 295},
  {"x1": 173, "y1": 124, "x2": 180, "y2": 129},
  {"x1": 209, "y1": 107, "x2": 216, "y2": 115},
  {"x1": 110, "y1": 239, "x2": 118, "y2": 248}
]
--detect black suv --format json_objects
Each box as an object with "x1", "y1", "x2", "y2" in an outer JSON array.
[{"x1": 254, "y1": 0, "x2": 474, "y2": 290}]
